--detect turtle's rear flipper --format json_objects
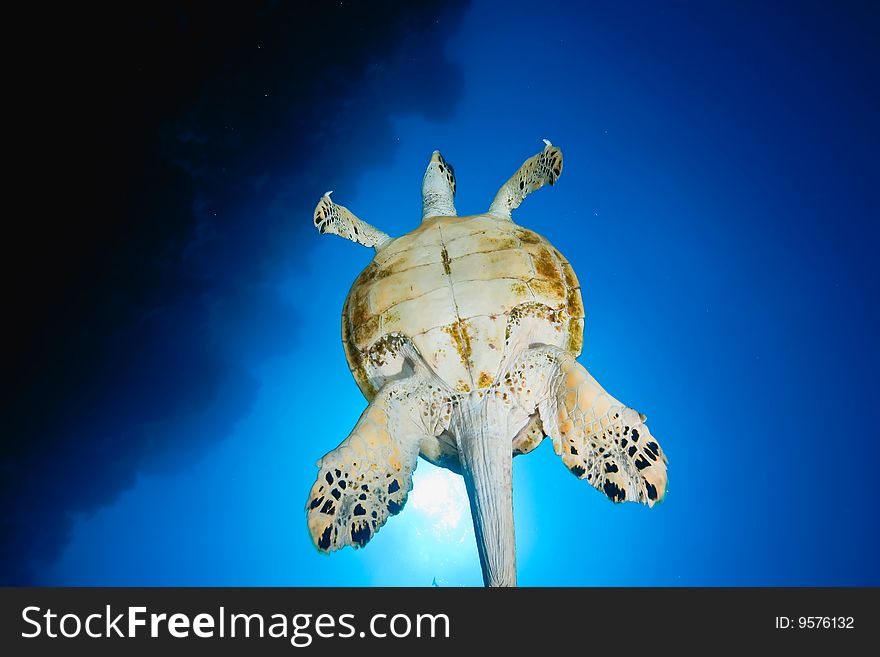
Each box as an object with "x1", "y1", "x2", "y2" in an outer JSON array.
[
  {"x1": 306, "y1": 362, "x2": 450, "y2": 552},
  {"x1": 513, "y1": 345, "x2": 668, "y2": 506},
  {"x1": 488, "y1": 139, "x2": 563, "y2": 220},
  {"x1": 313, "y1": 191, "x2": 391, "y2": 250}
]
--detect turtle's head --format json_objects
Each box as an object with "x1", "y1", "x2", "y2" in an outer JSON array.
[{"x1": 422, "y1": 150, "x2": 457, "y2": 221}]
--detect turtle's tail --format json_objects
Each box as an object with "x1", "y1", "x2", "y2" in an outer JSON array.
[{"x1": 452, "y1": 396, "x2": 517, "y2": 587}]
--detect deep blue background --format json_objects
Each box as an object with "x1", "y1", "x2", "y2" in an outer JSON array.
[{"x1": 5, "y1": 0, "x2": 878, "y2": 585}]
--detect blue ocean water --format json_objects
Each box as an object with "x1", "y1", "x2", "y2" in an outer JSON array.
[{"x1": 42, "y1": 1, "x2": 878, "y2": 586}]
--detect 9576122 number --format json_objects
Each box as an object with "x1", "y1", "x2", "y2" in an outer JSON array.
[{"x1": 775, "y1": 617, "x2": 854, "y2": 629}]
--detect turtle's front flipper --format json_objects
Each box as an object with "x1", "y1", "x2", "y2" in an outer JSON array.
[
  {"x1": 487, "y1": 139, "x2": 563, "y2": 220},
  {"x1": 511, "y1": 345, "x2": 668, "y2": 506},
  {"x1": 313, "y1": 191, "x2": 392, "y2": 250},
  {"x1": 306, "y1": 357, "x2": 450, "y2": 552}
]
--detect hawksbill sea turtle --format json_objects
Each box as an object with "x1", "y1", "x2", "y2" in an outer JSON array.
[{"x1": 306, "y1": 140, "x2": 668, "y2": 586}]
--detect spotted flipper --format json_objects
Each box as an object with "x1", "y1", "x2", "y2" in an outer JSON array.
[
  {"x1": 512, "y1": 414, "x2": 545, "y2": 456},
  {"x1": 488, "y1": 139, "x2": 564, "y2": 220},
  {"x1": 313, "y1": 191, "x2": 392, "y2": 249},
  {"x1": 512, "y1": 345, "x2": 668, "y2": 506},
  {"x1": 306, "y1": 362, "x2": 451, "y2": 551}
]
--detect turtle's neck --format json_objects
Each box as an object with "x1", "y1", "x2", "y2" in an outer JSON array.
[{"x1": 422, "y1": 193, "x2": 456, "y2": 221}]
